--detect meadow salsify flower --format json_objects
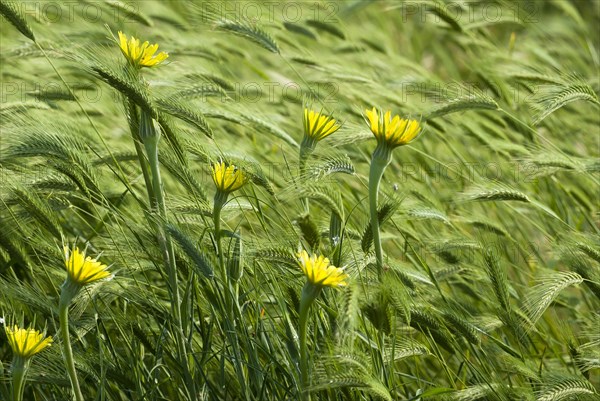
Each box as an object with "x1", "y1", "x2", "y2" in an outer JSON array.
[
  {"x1": 302, "y1": 108, "x2": 341, "y2": 145},
  {"x1": 365, "y1": 107, "x2": 421, "y2": 149},
  {"x1": 118, "y1": 31, "x2": 168, "y2": 68},
  {"x1": 297, "y1": 250, "x2": 348, "y2": 288},
  {"x1": 64, "y1": 246, "x2": 111, "y2": 286},
  {"x1": 212, "y1": 161, "x2": 248, "y2": 194},
  {"x1": 5, "y1": 325, "x2": 52, "y2": 359}
]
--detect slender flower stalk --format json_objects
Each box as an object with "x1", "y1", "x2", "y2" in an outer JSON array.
[
  {"x1": 5, "y1": 325, "x2": 52, "y2": 401},
  {"x1": 368, "y1": 149, "x2": 391, "y2": 282},
  {"x1": 140, "y1": 111, "x2": 198, "y2": 400},
  {"x1": 60, "y1": 246, "x2": 111, "y2": 401},
  {"x1": 10, "y1": 358, "x2": 26, "y2": 401},
  {"x1": 296, "y1": 251, "x2": 347, "y2": 401},
  {"x1": 364, "y1": 108, "x2": 421, "y2": 280},
  {"x1": 298, "y1": 283, "x2": 320, "y2": 401},
  {"x1": 299, "y1": 109, "x2": 341, "y2": 213},
  {"x1": 58, "y1": 298, "x2": 82, "y2": 401}
]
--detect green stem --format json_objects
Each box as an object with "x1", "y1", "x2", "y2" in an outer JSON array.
[
  {"x1": 298, "y1": 148, "x2": 312, "y2": 214},
  {"x1": 298, "y1": 283, "x2": 321, "y2": 401},
  {"x1": 141, "y1": 113, "x2": 196, "y2": 401},
  {"x1": 213, "y1": 193, "x2": 249, "y2": 398},
  {"x1": 369, "y1": 145, "x2": 392, "y2": 281},
  {"x1": 59, "y1": 293, "x2": 84, "y2": 401},
  {"x1": 11, "y1": 357, "x2": 27, "y2": 401},
  {"x1": 213, "y1": 192, "x2": 228, "y2": 292},
  {"x1": 127, "y1": 100, "x2": 155, "y2": 206},
  {"x1": 145, "y1": 136, "x2": 176, "y2": 295},
  {"x1": 222, "y1": 313, "x2": 248, "y2": 399}
]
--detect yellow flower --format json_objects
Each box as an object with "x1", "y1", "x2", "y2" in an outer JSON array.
[
  {"x1": 365, "y1": 107, "x2": 421, "y2": 148},
  {"x1": 212, "y1": 162, "x2": 248, "y2": 193},
  {"x1": 5, "y1": 325, "x2": 52, "y2": 359},
  {"x1": 64, "y1": 247, "x2": 111, "y2": 286},
  {"x1": 118, "y1": 31, "x2": 168, "y2": 68},
  {"x1": 303, "y1": 109, "x2": 340, "y2": 143},
  {"x1": 297, "y1": 250, "x2": 348, "y2": 288}
]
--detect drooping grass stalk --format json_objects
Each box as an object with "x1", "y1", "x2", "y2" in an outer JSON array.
[
  {"x1": 369, "y1": 146, "x2": 392, "y2": 281},
  {"x1": 59, "y1": 286, "x2": 84, "y2": 401}
]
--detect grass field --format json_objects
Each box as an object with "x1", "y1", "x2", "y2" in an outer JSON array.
[{"x1": 0, "y1": 1, "x2": 599, "y2": 400}]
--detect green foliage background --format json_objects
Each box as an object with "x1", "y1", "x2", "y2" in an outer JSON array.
[{"x1": 0, "y1": 0, "x2": 599, "y2": 400}]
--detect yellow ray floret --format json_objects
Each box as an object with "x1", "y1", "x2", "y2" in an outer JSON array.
[
  {"x1": 6, "y1": 325, "x2": 52, "y2": 359},
  {"x1": 365, "y1": 107, "x2": 421, "y2": 148},
  {"x1": 303, "y1": 109, "x2": 341, "y2": 142},
  {"x1": 118, "y1": 31, "x2": 168, "y2": 68},
  {"x1": 64, "y1": 247, "x2": 111, "y2": 286},
  {"x1": 212, "y1": 162, "x2": 248, "y2": 193},
  {"x1": 297, "y1": 250, "x2": 348, "y2": 288}
]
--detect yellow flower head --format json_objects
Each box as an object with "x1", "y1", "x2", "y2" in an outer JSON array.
[
  {"x1": 303, "y1": 109, "x2": 340, "y2": 142},
  {"x1": 5, "y1": 325, "x2": 52, "y2": 359},
  {"x1": 212, "y1": 162, "x2": 248, "y2": 193},
  {"x1": 118, "y1": 31, "x2": 168, "y2": 68},
  {"x1": 64, "y1": 246, "x2": 111, "y2": 286},
  {"x1": 365, "y1": 107, "x2": 421, "y2": 148},
  {"x1": 297, "y1": 250, "x2": 348, "y2": 288}
]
